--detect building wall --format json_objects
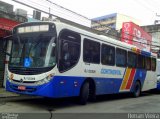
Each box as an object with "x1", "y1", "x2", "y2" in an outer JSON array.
[
  {"x1": 142, "y1": 25, "x2": 160, "y2": 53},
  {"x1": 91, "y1": 13, "x2": 141, "y2": 32},
  {"x1": 91, "y1": 13, "x2": 117, "y2": 32}
]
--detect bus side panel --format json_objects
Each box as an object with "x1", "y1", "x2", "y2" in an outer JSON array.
[
  {"x1": 94, "y1": 78, "x2": 122, "y2": 95},
  {"x1": 52, "y1": 76, "x2": 85, "y2": 97},
  {"x1": 117, "y1": 68, "x2": 146, "y2": 93},
  {"x1": 141, "y1": 71, "x2": 157, "y2": 91},
  {"x1": 130, "y1": 69, "x2": 146, "y2": 92}
]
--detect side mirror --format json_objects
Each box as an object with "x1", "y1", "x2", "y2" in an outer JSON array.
[{"x1": 3, "y1": 35, "x2": 12, "y2": 56}]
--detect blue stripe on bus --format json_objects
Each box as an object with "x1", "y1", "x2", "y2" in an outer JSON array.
[
  {"x1": 157, "y1": 82, "x2": 160, "y2": 90},
  {"x1": 141, "y1": 50, "x2": 151, "y2": 57},
  {"x1": 6, "y1": 69, "x2": 147, "y2": 98}
]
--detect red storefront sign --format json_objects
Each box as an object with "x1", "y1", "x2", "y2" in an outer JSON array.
[
  {"x1": 121, "y1": 22, "x2": 152, "y2": 51},
  {"x1": 0, "y1": 18, "x2": 20, "y2": 38}
]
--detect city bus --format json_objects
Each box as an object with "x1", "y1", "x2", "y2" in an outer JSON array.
[{"x1": 5, "y1": 21, "x2": 157, "y2": 105}]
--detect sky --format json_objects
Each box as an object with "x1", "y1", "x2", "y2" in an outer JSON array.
[{"x1": 1, "y1": 0, "x2": 160, "y2": 25}]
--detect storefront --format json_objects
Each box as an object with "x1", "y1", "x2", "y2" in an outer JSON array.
[{"x1": 0, "y1": 18, "x2": 19, "y2": 87}]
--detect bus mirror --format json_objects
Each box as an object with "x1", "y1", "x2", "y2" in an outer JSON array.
[
  {"x1": 3, "y1": 35, "x2": 12, "y2": 56},
  {"x1": 52, "y1": 43, "x2": 56, "y2": 47}
]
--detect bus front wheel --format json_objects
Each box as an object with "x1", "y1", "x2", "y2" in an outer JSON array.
[
  {"x1": 79, "y1": 82, "x2": 89, "y2": 105},
  {"x1": 133, "y1": 81, "x2": 141, "y2": 97}
]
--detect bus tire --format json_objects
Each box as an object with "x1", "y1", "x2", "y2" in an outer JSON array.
[
  {"x1": 79, "y1": 82, "x2": 89, "y2": 105},
  {"x1": 133, "y1": 81, "x2": 141, "y2": 97}
]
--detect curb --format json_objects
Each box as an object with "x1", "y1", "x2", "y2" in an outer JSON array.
[{"x1": 0, "y1": 88, "x2": 19, "y2": 98}]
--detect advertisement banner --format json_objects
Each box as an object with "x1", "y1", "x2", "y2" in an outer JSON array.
[
  {"x1": 0, "y1": 18, "x2": 19, "y2": 31},
  {"x1": 121, "y1": 22, "x2": 152, "y2": 51}
]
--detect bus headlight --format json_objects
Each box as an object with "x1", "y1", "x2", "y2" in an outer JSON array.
[
  {"x1": 36, "y1": 74, "x2": 54, "y2": 85},
  {"x1": 6, "y1": 72, "x2": 13, "y2": 82}
]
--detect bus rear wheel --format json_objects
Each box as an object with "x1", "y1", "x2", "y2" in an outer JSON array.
[
  {"x1": 79, "y1": 82, "x2": 89, "y2": 105},
  {"x1": 133, "y1": 81, "x2": 141, "y2": 97}
]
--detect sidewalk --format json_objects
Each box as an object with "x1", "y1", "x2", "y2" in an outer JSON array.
[{"x1": 0, "y1": 88, "x2": 19, "y2": 98}]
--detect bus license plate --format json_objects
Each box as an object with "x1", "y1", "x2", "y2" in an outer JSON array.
[{"x1": 18, "y1": 86, "x2": 26, "y2": 91}]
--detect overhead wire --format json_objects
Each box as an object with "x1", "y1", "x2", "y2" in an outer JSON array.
[{"x1": 26, "y1": 0, "x2": 90, "y2": 24}]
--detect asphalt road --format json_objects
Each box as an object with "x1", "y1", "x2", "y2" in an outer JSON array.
[{"x1": 0, "y1": 90, "x2": 160, "y2": 119}]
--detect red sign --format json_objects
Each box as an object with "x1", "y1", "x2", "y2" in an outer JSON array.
[
  {"x1": 0, "y1": 18, "x2": 19, "y2": 31},
  {"x1": 121, "y1": 22, "x2": 152, "y2": 51}
]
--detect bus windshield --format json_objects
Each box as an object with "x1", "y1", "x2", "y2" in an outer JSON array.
[{"x1": 9, "y1": 33, "x2": 56, "y2": 68}]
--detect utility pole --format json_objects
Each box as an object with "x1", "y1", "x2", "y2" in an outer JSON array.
[
  {"x1": 154, "y1": 13, "x2": 160, "y2": 24},
  {"x1": 48, "y1": 7, "x2": 52, "y2": 20}
]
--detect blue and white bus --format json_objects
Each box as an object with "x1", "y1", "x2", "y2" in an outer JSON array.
[{"x1": 5, "y1": 21, "x2": 157, "y2": 104}]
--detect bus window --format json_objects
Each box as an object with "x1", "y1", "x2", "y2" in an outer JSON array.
[
  {"x1": 128, "y1": 52, "x2": 137, "y2": 68},
  {"x1": 58, "y1": 30, "x2": 81, "y2": 72},
  {"x1": 101, "y1": 44, "x2": 115, "y2": 66},
  {"x1": 145, "y1": 57, "x2": 151, "y2": 70},
  {"x1": 83, "y1": 39, "x2": 100, "y2": 64},
  {"x1": 137, "y1": 55, "x2": 145, "y2": 69},
  {"x1": 116, "y1": 48, "x2": 127, "y2": 67},
  {"x1": 151, "y1": 58, "x2": 156, "y2": 71}
]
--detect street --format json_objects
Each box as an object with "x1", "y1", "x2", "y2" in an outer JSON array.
[{"x1": 0, "y1": 91, "x2": 160, "y2": 119}]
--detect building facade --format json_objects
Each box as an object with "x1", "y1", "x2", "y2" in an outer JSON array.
[
  {"x1": 91, "y1": 13, "x2": 141, "y2": 32},
  {"x1": 0, "y1": 1, "x2": 28, "y2": 87},
  {"x1": 142, "y1": 25, "x2": 160, "y2": 56}
]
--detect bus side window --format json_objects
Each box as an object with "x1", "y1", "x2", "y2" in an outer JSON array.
[
  {"x1": 83, "y1": 39, "x2": 100, "y2": 64},
  {"x1": 62, "y1": 42, "x2": 70, "y2": 61},
  {"x1": 145, "y1": 57, "x2": 151, "y2": 70},
  {"x1": 116, "y1": 48, "x2": 127, "y2": 67},
  {"x1": 127, "y1": 51, "x2": 137, "y2": 68},
  {"x1": 137, "y1": 55, "x2": 145, "y2": 69},
  {"x1": 151, "y1": 58, "x2": 156, "y2": 71},
  {"x1": 101, "y1": 44, "x2": 115, "y2": 66},
  {"x1": 58, "y1": 29, "x2": 81, "y2": 72}
]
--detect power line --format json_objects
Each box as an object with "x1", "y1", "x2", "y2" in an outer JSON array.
[
  {"x1": 45, "y1": 0, "x2": 89, "y2": 20},
  {"x1": 13, "y1": 0, "x2": 90, "y2": 25}
]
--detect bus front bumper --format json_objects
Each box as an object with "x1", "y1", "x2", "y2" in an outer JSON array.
[{"x1": 6, "y1": 79, "x2": 58, "y2": 98}]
